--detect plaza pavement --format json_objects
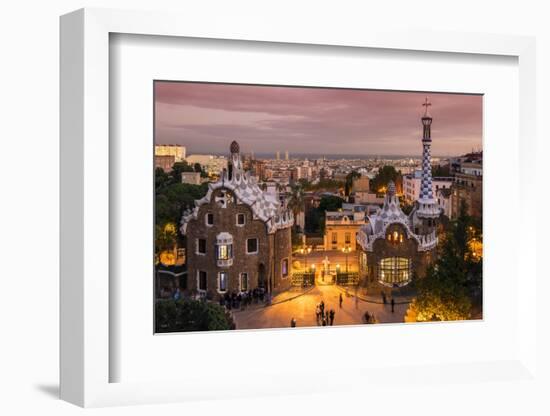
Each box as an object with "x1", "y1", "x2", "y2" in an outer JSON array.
[{"x1": 232, "y1": 285, "x2": 408, "y2": 330}]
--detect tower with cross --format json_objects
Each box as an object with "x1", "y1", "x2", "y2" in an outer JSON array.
[{"x1": 416, "y1": 97, "x2": 440, "y2": 230}]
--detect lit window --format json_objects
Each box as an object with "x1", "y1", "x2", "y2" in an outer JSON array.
[
  {"x1": 216, "y1": 232, "x2": 234, "y2": 266},
  {"x1": 218, "y1": 271, "x2": 228, "y2": 292},
  {"x1": 236, "y1": 213, "x2": 245, "y2": 226},
  {"x1": 217, "y1": 243, "x2": 232, "y2": 260},
  {"x1": 345, "y1": 232, "x2": 351, "y2": 245},
  {"x1": 197, "y1": 271, "x2": 207, "y2": 291},
  {"x1": 197, "y1": 239, "x2": 206, "y2": 254},
  {"x1": 281, "y1": 258, "x2": 289, "y2": 278},
  {"x1": 205, "y1": 213, "x2": 214, "y2": 226},
  {"x1": 247, "y1": 238, "x2": 258, "y2": 254},
  {"x1": 240, "y1": 273, "x2": 248, "y2": 291},
  {"x1": 378, "y1": 257, "x2": 411, "y2": 286},
  {"x1": 331, "y1": 232, "x2": 337, "y2": 244}
]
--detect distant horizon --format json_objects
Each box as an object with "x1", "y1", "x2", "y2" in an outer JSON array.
[
  {"x1": 155, "y1": 82, "x2": 482, "y2": 156},
  {"x1": 179, "y1": 151, "x2": 468, "y2": 160}
]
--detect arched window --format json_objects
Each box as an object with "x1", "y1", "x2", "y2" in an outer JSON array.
[
  {"x1": 216, "y1": 232, "x2": 234, "y2": 267},
  {"x1": 378, "y1": 257, "x2": 411, "y2": 286}
]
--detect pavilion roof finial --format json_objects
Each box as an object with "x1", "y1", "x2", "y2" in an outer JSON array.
[{"x1": 422, "y1": 97, "x2": 432, "y2": 117}]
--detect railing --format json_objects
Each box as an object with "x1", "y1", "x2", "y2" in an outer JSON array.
[
  {"x1": 335, "y1": 272, "x2": 360, "y2": 286},
  {"x1": 291, "y1": 272, "x2": 315, "y2": 287},
  {"x1": 217, "y1": 258, "x2": 233, "y2": 267}
]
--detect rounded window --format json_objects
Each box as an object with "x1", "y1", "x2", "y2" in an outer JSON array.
[{"x1": 378, "y1": 257, "x2": 411, "y2": 286}]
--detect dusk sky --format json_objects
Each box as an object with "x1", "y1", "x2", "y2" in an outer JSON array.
[{"x1": 155, "y1": 82, "x2": 482, "y2": 157}]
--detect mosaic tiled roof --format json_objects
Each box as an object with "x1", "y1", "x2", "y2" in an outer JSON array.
[
  {"x1": 356, "y1": 180, "x2": 437, "y2": 252},
  {"x1": 180, "y1": 142, "x2": 293, "y2": 234}
]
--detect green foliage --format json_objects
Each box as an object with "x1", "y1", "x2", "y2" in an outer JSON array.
[
  {"x1": 155, "y1": 167, "x2": 208, "y2": 226},
  {"x1": 300, "y1": 178, "x2": 344, "y2": 192},
  {"x1": 432, "y1": 164, "x2": 451, "y2": 177},
  {"x1": 305, "y1": 195, "x2": 345, "y2": 235},
  {"x1": 287, "y1": 184, "x2": 305, "y2": 219},
  {"x1": 155, "y1": 223, "x2": 177, "y2": 260},
  {"x1": 318, "y1": 195, "x2": 345, "y2": 212},
  {"x1": 305, "y1": 208, "x2": 322, "y2": 234},
  {"x1": 170, "y1": 161, "x2": 195, "y2": 182},
  {"x1": 344, "y1": 171, "x2": 361, "y2": 196},
  {"x1": 410, "y1": 202, "x2": 482, "y2": 321},
  {"x1": 370, "y1": 165, "x2": 400, "y2": 193},
  {"x1": 155, "y1": 299, "x2": 234, "y2": 332}
]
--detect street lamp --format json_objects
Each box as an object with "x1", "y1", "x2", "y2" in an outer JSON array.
[
  {"x1": 342, "y1": 246, "x2": 351, "y2": 274},
  {"x1": 300, "y1": 245, "x2": 312, "y2": 274}
]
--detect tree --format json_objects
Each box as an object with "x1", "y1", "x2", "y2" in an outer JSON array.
[
  {"x1": 155, "y1": 299, "x2": 234, "y2": 332},
  {"x1": 155, "y1": 223, "x2": 177, "y2": 264},
  {"x1": 170, "y1": 161, "x2": 195, "y2": 182},
  {"x1": 344, "y1": 171, "x2": 361, "y2": 196},
  {"x1": 432, "y1": 164, "x2": 451, "y2": 177},
  {"x1": 155, "y1": 167, "x2": 172, "y2": 190},
  {"x1": 318, "y1": 195, "x2": 344, "y2": 212},
  {"x1": 370, "y1": 165, "x2": 400, "y2": 193},
  {"x1": 287, "y1": 184, "x2": 305, "y2": 231},
  {"x1": 155, "y1": 173, "x2": 208, "y2": 226},
  {"x1": 407, "y1": 201, "x2": 482, "y2": 322},
  {"x1": 305, "y1": 195, "x2": 345, "y2": 235},
  {"x1": 299, "y1": 178, "x2": 344, "y2": 192}
]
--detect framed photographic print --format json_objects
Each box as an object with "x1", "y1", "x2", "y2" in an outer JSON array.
[
  {"x1": 153, "y1": 81, "x2": 483, "y2": 333},
  {"x1": 60, "y1": 7, "x2": 538, "y2": 408}
]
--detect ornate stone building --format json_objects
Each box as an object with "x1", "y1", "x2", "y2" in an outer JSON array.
[
  {"x1": 357, "y1": 98, "x2": 440, "y2": 290},
  {"x1": 180, "y1": 141, "x2": 294, "y2": 298}
]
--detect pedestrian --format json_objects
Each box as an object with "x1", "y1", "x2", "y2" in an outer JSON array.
[
  {"x1": 329, "y1": 309, "x2": 335, "y2": 325},
  {"x1": 339, "y1": 293, "x2": 343, "y2": 308},
  {"x1": 364, "y1": 310, "x2": 370, "y2": 324},
  {"x1": 391, "y1": 297, "x2": 395, "y2": 313},
  {"x1": 315, "y1": 304, "x2": 321, "y2": 323},
  {"x1": 320, "y1": 300, "x2": 325, "y2": 317},
  {"x1": 290, "y1": 317, "x2": 296, "y2": 328}
]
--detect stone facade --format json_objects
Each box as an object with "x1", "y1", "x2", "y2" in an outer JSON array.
[
  {"x1": 361, "y1": 223, "x2": 433, "y2": 288},
  {"x1": 181, "y1": 141, "x2": 293, "y2": 299}
]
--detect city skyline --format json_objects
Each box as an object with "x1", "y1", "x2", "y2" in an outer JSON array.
[{"x1": 155, "y1": 81, "x2": 482, "y2": 157}]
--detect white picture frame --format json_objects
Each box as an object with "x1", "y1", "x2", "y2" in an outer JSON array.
[{"x1": 60, "y1": 8, "x2": 538, "y2": 407}]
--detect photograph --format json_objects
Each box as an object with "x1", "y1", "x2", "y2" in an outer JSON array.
[{"x1": 153, "y1": 81, "x2": 483, "y2": 333}]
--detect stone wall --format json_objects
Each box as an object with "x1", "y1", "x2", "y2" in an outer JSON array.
[
  {"x1": 273, "y1": 227, "x2": 292, "y2": 293},
  {"x1": 361, "y1": 223, "x2": 435, "y2": 292},
  {"x1": 185, "y1": 188, "x2": 292, "y2": 298},
  {"x1": 186, "y1": 188, "x2": 270, "y2": 298}
]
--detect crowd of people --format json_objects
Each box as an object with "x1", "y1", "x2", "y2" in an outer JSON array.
[
  {"x1": 314, "y1": 300, "x2": 336, "y2": 326},
  {"x1": 218, "y1": 287, "x2": 270, "y2": 311}
]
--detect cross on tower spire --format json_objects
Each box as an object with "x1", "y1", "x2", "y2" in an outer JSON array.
[{"x1": 422, "y1": 97, "x2": 432, "y2": 117}]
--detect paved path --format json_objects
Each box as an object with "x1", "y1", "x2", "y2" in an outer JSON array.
[{"x1": 232, "y1": 285, "x2": 407, "y2": 330}]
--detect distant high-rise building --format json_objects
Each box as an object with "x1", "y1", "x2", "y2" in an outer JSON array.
[
  {"x1": 155, "y1": 155, "x2": 176, "y2": 172},
  {"x1": 276, "y1": 151, "x2": 280, "y2": 161},
  {"x1": 285, "y1": 150, "x2": 289, "y2": 161},
  {"x1": 155, "y1": 144, "x2": 186, "y2": 162}
]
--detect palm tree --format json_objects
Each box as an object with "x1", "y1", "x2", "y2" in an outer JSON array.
[{"x1": 287, "y1": 184, "x2": 305, "y2": 232}]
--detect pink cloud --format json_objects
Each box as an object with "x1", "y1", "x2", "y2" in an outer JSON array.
[{"x1": 155, "y1": 81, "x2": 482, "y2": 157}]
